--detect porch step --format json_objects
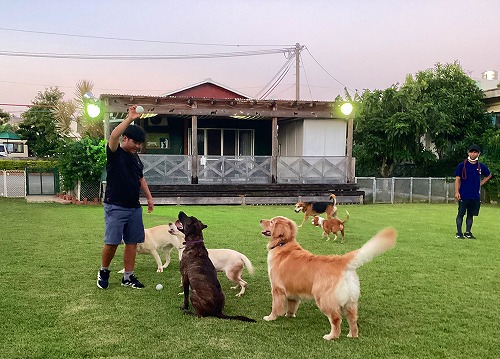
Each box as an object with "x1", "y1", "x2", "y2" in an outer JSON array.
[{"x1": 143, "y1": 183, "x2": 364, "y2": 205}]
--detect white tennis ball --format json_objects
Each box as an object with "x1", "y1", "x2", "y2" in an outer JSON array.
[
  {"x1": 136, "y1": 105, "x2": 144, "y2": 114},
  {"x1": 155, "y1": 283, "x2": 163, "y2": 291}
]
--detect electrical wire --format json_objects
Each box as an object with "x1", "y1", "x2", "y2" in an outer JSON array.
[
  {"x1": 299, "y1": 52, "x2": 314, "y2": 101},
  {"x1": 304, "y1": 46, "x2": 351, "y2": 91},
  {"x1": 254, "y1": 55, "x2": 295, "y2": 99},
  {"x1": 259, "y1": 62, "x2": 293, "y2": 99},
  {"x1": 0, "y1": 27, "x2": 292, "y2": 48},
  {"x1": 0, "y1": 48, "x2": 291, "y2": 60}
]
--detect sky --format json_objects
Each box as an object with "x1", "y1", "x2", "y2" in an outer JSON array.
[{"x1": 1, "y1": 0, "x2": 499, "y2": 116}]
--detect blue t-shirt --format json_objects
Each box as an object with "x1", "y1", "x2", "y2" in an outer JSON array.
[
  {"x1": 104, "y1": 145, "x2": 144, "y2": 208},
  {"x1": 454, "y1": 160, "x2": 491, "y2": 200}
]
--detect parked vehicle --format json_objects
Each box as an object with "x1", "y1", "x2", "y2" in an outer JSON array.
[{"x1": 0, "y1": 143, "x2": 9, "y2": 157}]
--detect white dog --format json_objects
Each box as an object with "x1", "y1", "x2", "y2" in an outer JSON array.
[
  {"x1": 119, "y1": 224, "x2": 184, "y2": 273},
  {"x1": 169, "y1": 224, "x2": 255, "y2": 297}
]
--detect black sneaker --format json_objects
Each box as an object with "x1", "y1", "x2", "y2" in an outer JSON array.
[
  {"x1": 464, "y1": 232, "x2": 476, "y2": 239},
  {"x1": 97, "y1": 269, "x2": 110, "y2": 289},
  {"x1": 121, "y1": 274, "x2": 144, "y2": 289},
  {"x1": 455, "y1": 233, "x2": 464, "y2": 239}
]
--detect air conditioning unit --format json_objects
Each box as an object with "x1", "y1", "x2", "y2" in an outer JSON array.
[{"x1": 147, "y1": 116, "x2": 168, "y2": 127}]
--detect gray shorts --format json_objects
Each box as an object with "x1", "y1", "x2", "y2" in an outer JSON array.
[{"x1": 104, "y1": 203, "x2": 145, "y2": 245}]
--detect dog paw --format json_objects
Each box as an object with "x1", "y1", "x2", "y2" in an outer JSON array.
[
  {"x1": 263, "y1": 315, "x2": 276, "y2": 321},
  {"x1": 323, "y1": 334, "x2": 335, "y2": 341},
  {"x1": 285, "y1": 313, "x2": 296, "y2": 318},
  {"x1": 156, "y1": 268, "x2": 163, "y2": 273}
]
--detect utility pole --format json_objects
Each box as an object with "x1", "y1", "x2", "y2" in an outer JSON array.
[{"x1": 295, "y1": 43, "x2": 303, "y2": 101}]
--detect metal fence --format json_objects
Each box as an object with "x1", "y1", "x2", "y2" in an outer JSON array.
[
  {"x1": 356, "y1": 177, "x2": 455, "y2": 204},
  {"x1": 2, "y1": 168, "x2": 460, "y2": 205},
  {"x1": 1, "y1": 170, "x2": 25, "y2": 197}
]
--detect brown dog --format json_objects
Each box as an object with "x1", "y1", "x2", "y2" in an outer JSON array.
[
  {"x1": 260, "y1": 216, "x2": 396, "y2": 340},
  {"x1": 169, "y1": 224, "x2": 255, "y2": 297},
  {"x1": 176, "y1": 211, "x2": 255, "y2": 322},
  {"x1": 294, "y1": 194, "x2": 337, "y2": 227},
  {"x1": 312, "y1": 211, "x2": 350, "y2": 243}
]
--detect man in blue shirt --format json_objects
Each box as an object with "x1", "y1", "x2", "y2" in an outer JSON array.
[{"x1": 454, "y1": 144, "x2": 492, "y2": 239}]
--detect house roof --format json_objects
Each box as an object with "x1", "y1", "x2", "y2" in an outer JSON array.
[
  {"x1": 0, "y1": 131, "x2": 21, "y2": 140},
  {"x1": 100, "y1": 94, "x2": 346, "y2": 121},
  {"x1": 162, "y1": 78, "x2": 250, "y2": 99},
  {"x1": 100, "y1": 79, "x2": 351, "y2": 121}
]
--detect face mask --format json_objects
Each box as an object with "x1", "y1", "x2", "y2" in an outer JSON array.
[{"x1": 467, "y1": 154, "x2": 479, "y2": 162}]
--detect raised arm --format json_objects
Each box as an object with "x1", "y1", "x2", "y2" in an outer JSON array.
[{"x1": 108, "y1": 106, "x2": 141, "y2": 152}]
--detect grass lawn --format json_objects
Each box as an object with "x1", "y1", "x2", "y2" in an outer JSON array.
[{"x1": 0, "y1": 198, "x2": 499, "y2": 359}]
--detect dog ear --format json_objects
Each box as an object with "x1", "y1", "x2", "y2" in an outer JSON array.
[{"x1": 272, "y1": 217, "x2": 294, "y2": 241}]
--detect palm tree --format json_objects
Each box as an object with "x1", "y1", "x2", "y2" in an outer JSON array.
[{"x1": 52, "y1": 80, "x2": 104, "y2": 139}]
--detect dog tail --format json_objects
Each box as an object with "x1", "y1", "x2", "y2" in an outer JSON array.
[
  {"x1": 343, "y1": 210, "x2": 350, "y2": 223},
  {"x1": 217, "y1": 314, "x2": 257, "y2": 323},
  {"x1": 347, "y1": 227, "x2": 396, "y2": 270},
  {"x1": 240, "y1": 254, "x2": 255, "y2": 275},
  {"x1": 329, "y1": 193, "x2": 337, "y2": 205}
]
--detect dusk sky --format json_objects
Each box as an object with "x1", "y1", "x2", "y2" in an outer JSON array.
[{"x1": 1, "y1": 0, "x2": 499, "y2": 116}]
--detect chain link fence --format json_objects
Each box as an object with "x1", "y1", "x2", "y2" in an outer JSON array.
[
  {"x1": 1, "y1": 170, "x2": 469, "y2": 205},
  {"x1": 356, "y1": 177, "x2": 456, "y2": 204},
  {"x1": 1, "y1": 170, "x2": 26, "y2": 197}
]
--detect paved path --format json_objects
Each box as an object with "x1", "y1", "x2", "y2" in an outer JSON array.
[{"x1": 25, "y1": 195, "x2": 71, "y2": 204}]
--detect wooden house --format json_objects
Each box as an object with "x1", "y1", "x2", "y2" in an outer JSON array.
[{"x1": 100, "y1": 79, "x2": 362, "y2": 204}]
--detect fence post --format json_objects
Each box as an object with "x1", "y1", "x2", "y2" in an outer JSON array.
[
  {"x1": 410, "y1": 177, "x2": 413, "y2": 203},
  {"x1": 391, "y1": 177, "x2": 395, "y2": 204},
  {"x1": 2, "y1": 171, "x2": 6, "y2": 197},
  {"x1": 428, "y1": 177, "x2": 432, "y2": 203}
]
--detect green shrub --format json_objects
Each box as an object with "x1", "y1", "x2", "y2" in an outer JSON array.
[
  {"x1": 57, "y1": 137, "x2": 106, "y2": 192},
  {"x1": 0, "y1": 159, "x2": 58, "y2": 170}
]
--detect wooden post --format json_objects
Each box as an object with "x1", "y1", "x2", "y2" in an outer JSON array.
[
  {"x1": 191, "y1": 102, "x2": 198, "y2": 184},
  {"x1": 346, "y1": 118, "x2": 354, "y2": 183},
  {"x1": 271, "y1": 116, "x2": 278, "y2": 183}
]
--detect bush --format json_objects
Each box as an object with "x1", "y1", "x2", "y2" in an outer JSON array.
[
  {"x1": 57, "y1": 137, "x2": 106, "y2": 192},
  {"x1": 0, "y1": 159, "x2": 58, "y2": 170}
]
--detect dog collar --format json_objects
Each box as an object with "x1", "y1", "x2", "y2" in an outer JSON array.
[
  {"x1": 270, "y1": 242, "x2": 286, "y2": 250},
  {"x1": 183, "y1": 239, "x2": 204, "y2": 246}
]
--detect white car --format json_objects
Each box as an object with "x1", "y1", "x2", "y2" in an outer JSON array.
[{"x1": 0, "y1": 143, "x2": 9, "y2": 157}]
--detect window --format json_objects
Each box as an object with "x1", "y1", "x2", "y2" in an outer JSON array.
[{"x1": 189, "y1": 128, "x2": 254, "y2": 156}]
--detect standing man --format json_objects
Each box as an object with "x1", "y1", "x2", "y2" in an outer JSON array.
[
  {"x1": 454, "y1": 144, "x2": 492, "y2": 239},
  {"x1": 97, "y1": 105, "x2": 154, "y2": 289}
]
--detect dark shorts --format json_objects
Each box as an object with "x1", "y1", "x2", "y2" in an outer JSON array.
[
  {"x1": 104, "y1": 203, "x2": 145, "y2": 245},
  {"x1": 457, "y1": 199, "x2": 481, "y2": 217}
]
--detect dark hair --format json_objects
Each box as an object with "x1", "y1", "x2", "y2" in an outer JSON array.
[{"x1": 123, "y1": 125, "x2": 146, "y2": 143}]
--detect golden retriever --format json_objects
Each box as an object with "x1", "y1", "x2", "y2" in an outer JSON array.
[{"x1": 259, "y1": 216, "x2": 396, "y2": 340}]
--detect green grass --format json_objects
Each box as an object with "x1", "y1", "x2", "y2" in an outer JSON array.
[{"x1": 1, "y1": 198, "x2": 499, "y2": 358}]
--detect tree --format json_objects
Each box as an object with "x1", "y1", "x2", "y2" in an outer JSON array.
[
  {"x1": 17, "y1": 88, "x2": 66, "y2": 157},
  {"x1": 51, "y1": 80, "x2": 104, "y2": 139},
  {"x1": 0, "y1": 108, "x2": 10, "y2": 126},
  {"x1": 409, "y1": 62, "x2": 491, "y2": 170},
  {"x1": 353, "y1": 62, "x2": 493, "y2": 177}
]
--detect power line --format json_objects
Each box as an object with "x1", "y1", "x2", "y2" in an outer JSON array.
[
  {"x1": 0, "y1": 48, "x2": 291, "y2": 60},
  {"x1": 304, "y1": 46, "x2": 351, "y2": 92},
  {"x1": 0, "y1": 27, "x2": 291, "y2": 48}
]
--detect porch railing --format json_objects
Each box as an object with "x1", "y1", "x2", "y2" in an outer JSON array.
[{"x1": 140, "y1": 155, "x2": 349, "y2": 184}]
